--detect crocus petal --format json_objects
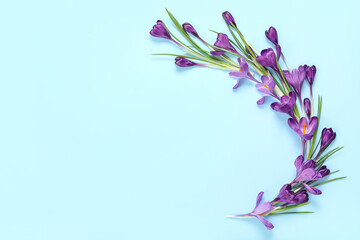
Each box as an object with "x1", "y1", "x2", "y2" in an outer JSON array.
[
  {"x1": 238, "y1": 58, "x2": 249, "y2": 73},
  {"x1": 229, "y1": 71, "x2": 242, "y2": 78},
  {"x1": 288, "y1": 118, "x2": 299, "y2": 132},
  {"x1": 303, "y1": 134, "x2": 314, "y2": 141},
  {"x1": 256, "y1": 215, "x2": 274, "y2": 230},
  {"x1": 255, "y1": 192, "x2": 264, "y2": 208},
  {"x1": 293, "y1": 190, "x2": 309, "y2": 204},
  {"x1": 294, "y1": 155, "x2": 304, "y2": 173},
  {"x1": 257, "y1": 96, "x2": 265, "y2": 105},
  {"x1": 253, "y1": 202, "x2": 275, "y2": 215},
  {"x1": 210, "y1": 50, "x2": 225, "y2": 56},
  {"x1": 299, "y1": 117, "x2": 308, "y2": 129},
  {"x1": 182, "y1": 22, "x2": 199, "y2": 38},
  {"x1": 307, "y1": 117, "x2": 318, "y2": 133},
  {"x1": 304, "y1": 98, "x2": 311, "y2": 118},
  {"x1": 302, "y1": 160, "x2": 316, "y2": 170},
  {"x1": 271, "y1": 102, "x2": 282, "y2": 112},
  {"x1": 302, "y1": 183, "x2": 322, "y2": 195},
  {"x1": 318, "y1": 166, "x2": 330, "y2": 178},
  {"x1": 296, "y1": 168, "x2": 318, "y2": 182},
  {"x1": 276, "y1": 44, "x2": 281, "y2": 60},
  {"x1": 233, "y1": 79, "x2": 240, "y2": 89}
]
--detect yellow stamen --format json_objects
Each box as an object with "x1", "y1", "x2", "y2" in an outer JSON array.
[
  {"x1": 264, "y1": 84, "x2": 269, "y2": 90},
  {"x1": 302, "y1": 123, "x2": 307, "y2": 135},
  {"x1": 281, "y1": 102, "x2": 283, "y2": 105},
  {"x1": 239, "y1": 68, "x2": 241, "y2": 72}
]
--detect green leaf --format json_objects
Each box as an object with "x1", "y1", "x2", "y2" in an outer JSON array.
[
  {"x1": 270, "y1": 202, "x2": 310, "y2": 214},
  {"x1": 151, "y1": 53, "x2": 231, "y2": 68},
  {"x1": 309, "y1": 96, "x2": 322, "y2": 157},
  {"x1": 269, "y1": 211, "x2": 314, "y2": 215},
  {"x1": 316, "y1": 146, "x2": 344, "y2": 168},
  {"x1": 165, "y1": 9, "x2": 213, "y2": 59},
  {"x1": 312, "y1": 176, "x2": 347, "y2": 187}
]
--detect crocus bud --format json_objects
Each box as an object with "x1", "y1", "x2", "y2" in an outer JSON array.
[
  {"x1": 222, "y1": 11, "x2": 237, "y2": 27},
  {"x1": 265, "y1": 27, "x2": 278, "y2": 45},
  {"x1": 304, "y1": 98, "x2": 311, "y2": 118},
  {"x1": 150, "y1": 20, "x2": 172, "y2": 40},
  {"x1": 318, "y1": 166, "x2": 330, "y2": 178},
  {"x1": 306, "y1": 65, "x2": 317, "y2": 85},
  {"x1": 182, "y1": 22, "x2": 199, "y2": 38},
  {"x1": 320, "y1": 128, "x2": 336, "y2": 150},
  {"x1": 175, "y1": 57, "x2": 196, "y2": 67}
]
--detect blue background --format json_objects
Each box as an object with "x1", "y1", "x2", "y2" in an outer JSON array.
[{"x1": 0, "y1": 0, "x2": 358, "y2": 239}]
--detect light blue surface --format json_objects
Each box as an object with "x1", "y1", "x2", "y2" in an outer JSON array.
[{"x1": 0, "y1": 0, "x2": 359, "y2": 239}]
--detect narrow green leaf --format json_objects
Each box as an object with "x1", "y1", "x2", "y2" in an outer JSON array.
[
  {"x1": 309, "y1": 96, "x2": 322, "y2": 157},
  {"x1": 269, "y1": 211, "x2": 314, "y2": 215},
  {"x1": 312, "y1": 176, "x2": 347, "y2": 187},
  {"x1": 270, "y1": 202, "x2": 310, "y2": 213},
  {"x1": 151, "y1": 53, "x2": 231, "y2": 68},
  {"x1": 316, "y1": 146, "x2": 344, "y2": 168}
]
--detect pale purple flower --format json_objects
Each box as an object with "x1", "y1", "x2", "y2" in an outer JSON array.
[
  {"x1": 228, "y1": 192, "x2": 275, "y2": 230},
  {"x1": 291, "y1": 155, "x2": 330, "y2": 195},
  {"x1": 288, "y1": 117, "x2": 318, "y2": 141},
  {"x1": 272, "y1": 184, "x2": 308, "y2": 204},
  {"x1": 265, "y1": 26, "x2": 278, "y2": 45},
  {"x1": 211, "y1": 33, "x2": 239, "y2": 56},
  {"x1": 256, "y1": 75, "x2": 279, "y2": 105},
  {"x1": 283, "y1": 67, "x2": 307, "y2": 97},
  {"x1": 271, "y1": 91, "x2": 296, "y2": 116},
  {"x1": 257, "y1": 48, "x2": 278, "y2": 70},
  {"x1": 229, "y1": 58, "x2": 259, "y2": 89}
]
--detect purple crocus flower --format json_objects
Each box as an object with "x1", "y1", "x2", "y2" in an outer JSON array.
[
  {"x1": 256, "y1": 75, "x2": 279, "y2": 105},
  {"x1": 320, "y1": 128, "x2": 336, "y2": 150},
  {"x1": 222, "y1": 11, "x2": 237, "y2": 27},
  {"x1": 150, "y1": 20, "x2": 172, "y2": 40},
  {"x1": 272, "y1": 184, "x2": 308, "y2": 204},
  {"x1": 304, "y1": 98, "x2": 311, "y2": 118},
  {"x1": 150, "y1": 20, "x2": 183, "y2": 48},
  {"x1": 182, "y1": 22, "x2": 199, "y2": 38},
  {"x1": 265, "y1": 26, "x2": 278, "y2": 45},
  {"x1": 288, "y1": 117, "x2": 318, "y2": 141},
  {"x1": 175, "y1": 57, "x2": 197, "y2": 67},
  {"x1": 306, "y1": 65, "x2": 317, "y2": 85},
  {"x1": 283, "y1": 67, "x2": 307, "y2": 97},
  {"x1": 183, "y1": 22, "x2": 209, "y2": 46},
  {"x1": 228, "y1": 192, "x2": 275, "y2": 230},
  {"x1": 291, "y1": 155, "x2": 330, "y2": 195},
  {"x1": 257, "y1": 48, "x2": 278, "y2": 70},
  {"x1": 229, "y1": 58, "x2": 260, "y2": 89},
  {"x1": 271, "y1": 91, "x2": 296, "y2": 117},
  {"x1": 210, "y1": 33, "x2": 239, "y2": 56}
]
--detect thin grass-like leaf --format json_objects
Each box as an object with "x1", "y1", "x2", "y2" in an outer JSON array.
[
  {"x1": 310, "y1": 96, "x2": 322, "y2": 156},
  {"x1": 312, "y1": 176, "x2": 347, "y2": 187},
  {"x1": 270, "y1": 202, "x2": 310, "y2": 213},
  {"x1": 269, "y1": 211, "x2": 314, "y2": 215}
]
